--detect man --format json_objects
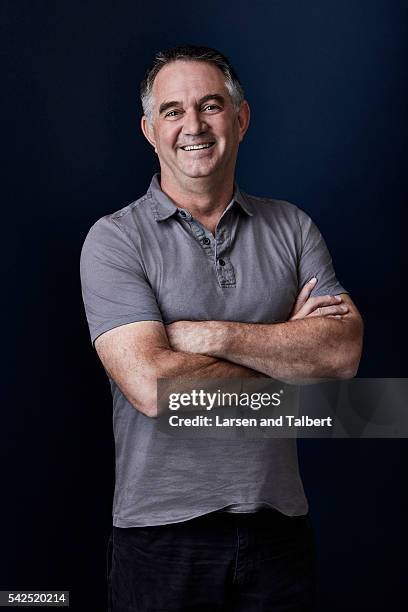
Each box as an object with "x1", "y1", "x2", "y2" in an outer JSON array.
[{"x1": 80, "y1": 45, "x2": 363, "y2": 611}]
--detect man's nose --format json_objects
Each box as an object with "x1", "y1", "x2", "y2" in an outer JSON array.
[{"x1": 182, "y1": 109, "x2": 207, "y2": 136}]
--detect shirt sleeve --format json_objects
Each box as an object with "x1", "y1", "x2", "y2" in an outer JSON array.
[
  {"x1": 296, "y1": 207, "x2": 348, "y2": 297},
  {"x1": 80, "y1": 216, "x2": 163, "y2": 345}
]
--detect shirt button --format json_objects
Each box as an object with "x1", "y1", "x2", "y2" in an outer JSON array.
[
  {"x1": 202, "y1": 237, "x2": 210, "y2": 245},
  {"x1": 218, "y1": 258, "x2": 226, "y2": 266}
]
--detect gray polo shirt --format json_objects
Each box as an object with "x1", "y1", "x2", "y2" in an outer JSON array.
[{"x1": 80, "y1": 173, "x2": 346, "y2": 527}]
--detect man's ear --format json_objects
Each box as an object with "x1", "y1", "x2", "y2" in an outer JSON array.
[
  {"x1": 141, "y1": 115, "x2": 157, "y2": 151},
  {"x1": 237, "y1": 101, "x2": 250, "y2": 143}
]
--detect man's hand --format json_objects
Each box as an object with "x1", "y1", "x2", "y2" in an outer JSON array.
[{"x1": 288, "y1": 277, "x2": 349, "y2": 321}]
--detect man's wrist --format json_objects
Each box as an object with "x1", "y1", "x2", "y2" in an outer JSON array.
[{"x1": 204, "y1": 320, "x2": 232, "y2": 358}]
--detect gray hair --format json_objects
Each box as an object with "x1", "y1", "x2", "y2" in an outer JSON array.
[{"x1": 140, "y1": 44, "x2": 245, "y2": 124}]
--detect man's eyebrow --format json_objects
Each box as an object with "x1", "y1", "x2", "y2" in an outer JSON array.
[
  {"x1": 158, "y1": 100, "x2": 181, "y2": 115},
  {"x1": 158, "y1": 94, "x2": 226, "y2": 116},
  {"x1": 198, "y1": 94, "x2": 225, "y2": 106}
]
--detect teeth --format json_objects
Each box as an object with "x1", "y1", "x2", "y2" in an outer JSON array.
[{"x1": 181, "y1": 143, "x2": 213, "y2": 151}]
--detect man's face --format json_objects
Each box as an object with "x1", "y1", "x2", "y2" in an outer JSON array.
[{"x1": 141, "y1": 60, "x2": 250, "y2": 186}]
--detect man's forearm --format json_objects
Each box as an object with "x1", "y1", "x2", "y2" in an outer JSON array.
[
  {"x1": 197, "y1": 316, "x2": 363, "y2": 382},
  {"x1": 99, "y1": 332, "x2": 262, "y2": 418},
  {"x1": 153, "y1": 346, "x2": 262, "y2": 380},
  {"x1": 149, "y1": 348, "x2": 264, "y2": 416},
  {"x1": 95, "y1": 320, "x2": 263, "y2": 419},
  {"x1": 166, "y1": 301, "x2": 364, "y2": 383}
]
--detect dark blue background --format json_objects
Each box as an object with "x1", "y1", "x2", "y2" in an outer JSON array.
[{"x1": 2, "y1": 1, "x2": 407, "y2": 610}]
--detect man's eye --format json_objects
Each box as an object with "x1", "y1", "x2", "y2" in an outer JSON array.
[
  {"x1": 202, "y1": 105, "x2": 220, "y2": 112},
  {"x1": 165, "y1": 110, "x2": 180, "y2": 118}
]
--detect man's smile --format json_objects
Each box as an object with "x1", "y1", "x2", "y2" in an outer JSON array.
[{"x1": 179, "y1": 142, "x2": 215, "y2": 151}]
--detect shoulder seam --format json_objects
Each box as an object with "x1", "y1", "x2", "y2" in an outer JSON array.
[
  {"x1": 110, "y1": 216, "x2": 141, "y2": 252},
  {"x1": 111, "y1": 192, "x2": 152, "y2": 221}
]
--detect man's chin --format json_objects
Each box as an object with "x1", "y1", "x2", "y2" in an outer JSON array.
[
  {"x1": 179, "y1": 162, "x2": 219, "y2": 180},
  {"x1": 182, "y1": 171, "x2": 214, "y2": 179}
]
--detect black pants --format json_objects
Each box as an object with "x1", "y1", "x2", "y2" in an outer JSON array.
[{"x1": 107, "y1": 509, "x2": 317, "y2": 611}]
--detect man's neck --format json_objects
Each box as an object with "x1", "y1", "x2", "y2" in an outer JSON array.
[{"x1": 159, "y1": 172, "x2": 235, "y2": 234}]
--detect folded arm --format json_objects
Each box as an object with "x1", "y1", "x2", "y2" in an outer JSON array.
[
  {"x1": 166, "y1": 293, "x2": 364, "y2": 384},
  {"x1": 94, "y1": 321, "x2": 262, "y2": 418}
]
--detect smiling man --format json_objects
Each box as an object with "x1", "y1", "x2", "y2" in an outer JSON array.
[
  {"x1": 140, "y1": 59, "x2": 248, "y2": 217},
  {"x1": 80, "y1": 45, "x2": 363, "y2": 611}
]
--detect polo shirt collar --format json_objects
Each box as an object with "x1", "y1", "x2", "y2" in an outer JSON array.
[{"x1": 148, "y1": 173, "x2": 254, "y2": 221}]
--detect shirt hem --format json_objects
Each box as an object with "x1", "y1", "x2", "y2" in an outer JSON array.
[
  {"x1": 112, "y1": 499, "x2": 309, "y2": 527},
  {"x1": 91, "y1": 315, "x2": 163, "y2": 345}
]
